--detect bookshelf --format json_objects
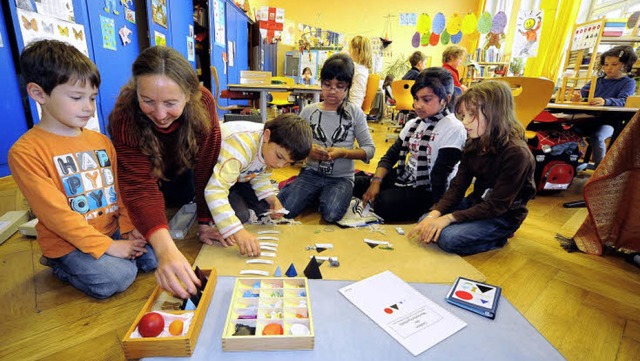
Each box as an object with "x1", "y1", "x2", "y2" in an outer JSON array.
[{"x1": 464, "y1": 61, "x2": 509, "y2": 87}]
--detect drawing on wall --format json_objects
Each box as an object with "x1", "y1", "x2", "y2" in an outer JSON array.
[
  {"x1": 214, "y1": 0, "x2": 226, "y2": 47},
  {"x1": 124, "y1": 8, "x2": 135, "y2": 24},
  {"x1": 119, "y1": 25, "x2": 132, "y2": 46},
  {"x1": 16, "y1": 8, "x2": 99, "y2": 131},
  {"x1": 104, "y1": 0, "x2": 119, "y2": 15},
  {"x1": 513, "y1": 10, "x2": 543, "y2": 57},
  {"x1": 187, "y1": 37, "x2": 195, "y2": 61},
  {"x1": 399, "y1": 13, "x2": 416, "y2": 27},
  {"x1": 152, "y1": 0, "x2": 167, "y2": 28},
  {"x1": 154, "y1": 30, "x2": 166, "y2": 46},
  {"x1": 100, "y1": 15, "x2": 116, "y2": 51}
]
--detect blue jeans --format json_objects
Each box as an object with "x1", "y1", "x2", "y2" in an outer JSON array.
[
  {"x1": 278, "y1": 168, "x2": 353, "y2": 223},
  {"x1": 46, "y1": 230, "x2": 157, "y2": 299},
  {"x1": 422, "y1": 198, "x2": 522, "y2": 255}
]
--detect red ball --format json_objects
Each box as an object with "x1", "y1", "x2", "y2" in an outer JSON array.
[{"x1": 138, "y1": 312, "x2": 165, "y2": 337}]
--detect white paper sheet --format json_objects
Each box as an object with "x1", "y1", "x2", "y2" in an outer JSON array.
[{"x1": 339, "y1": 270, "x2": 466, "y2": 356}]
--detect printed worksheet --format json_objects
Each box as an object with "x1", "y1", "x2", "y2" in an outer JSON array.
[{"x1": 339, "y1": 270, "x2": 466, "y2": 356}]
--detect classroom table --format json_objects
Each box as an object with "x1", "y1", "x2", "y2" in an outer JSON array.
[
  {"x1": 227, "y1": 83, "x2": 322, "y2": 123},
  {"x1": 143, "y1": 277, "x2": 565, "y2": 361},
  {"x1": 545, "y1": 102, "x2": 639, "y2": 208}
]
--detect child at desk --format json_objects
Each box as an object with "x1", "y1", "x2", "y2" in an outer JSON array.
[
  {"x1": 408, "y1": 80, "x2": 536, "y2": 255},
  {"x1": 571, "y1": 45, "x2": 638, "y2": 169},
  {"x1": 204, "y1": 114, "x2": 312, "y2": 257},
  {"x1": 9, "y1": 40, "x2": 156, "y2": 299},
  {"x1": 278, "y1": 53, "x2": 376, "y2": 223}
]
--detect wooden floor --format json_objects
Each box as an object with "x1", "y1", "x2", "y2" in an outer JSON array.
[{"x1": 1, "y1": 121, "x2": 639, "y2": 361}]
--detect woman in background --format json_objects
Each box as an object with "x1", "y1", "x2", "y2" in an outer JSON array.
[{"x1": 347, "y1": 35, "x2": 373, "y2": 108}]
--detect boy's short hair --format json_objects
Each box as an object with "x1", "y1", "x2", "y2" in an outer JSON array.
[
  {"x1": 19, "y1": 39, "x2": 100, "y2": 94},
  {"x1": 409, "y1": 51, "x2": 426, "y2": 67},
  {"x1": 442, "y1": 45, "x2": 466, "y2": 64},
  {"x1": 264, "y1": 113, "x2": 312, "y2": 162}
]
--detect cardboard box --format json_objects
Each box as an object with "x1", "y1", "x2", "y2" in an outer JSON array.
[
  {"x1": 0, "y1": 210, "x2": 30, "y2": 244},
  {"x1": 121, "y1": 269, "x2": 217, "y2": 358},
  {"x1": 240, "y1": 70, "x2": 272, "y2": 85},
  {"x1": 222, "y1": 277, "x2": 315, "y2": 351}
]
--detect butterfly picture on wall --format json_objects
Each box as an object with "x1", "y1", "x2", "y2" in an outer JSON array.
[
  {"x1": 41, "y1": 21, "x2": 54, "y2": 34},
  {"x1": 73, "y1": 28, "x2": 84, "y2": 41},
  {"x1": 21, "y1": 15, "x2": 38, "y2": 31},
  {"x1": 58, "y1": 25, "x2": 69, "y2": 37}
]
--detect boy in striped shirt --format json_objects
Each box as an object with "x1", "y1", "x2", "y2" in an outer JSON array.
[{"x1": 204, "y1": 114, "x2": 312, "y2": 257}]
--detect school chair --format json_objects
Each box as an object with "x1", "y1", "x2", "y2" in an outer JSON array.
[
  {"x1": 269, "y1": 76, "x2": 296, "y2": 116},
  {"x1": 361, "y1": 73, "x2": 381, "y2": 120},
  {"x1": 386, "y1": 80, "x2": 415, "y2": 142},
  {"x1": 498, "y1": 77, "x2": 580, "y2": 192},
  {"x1": 210, "y1": 66, "x2": 247, "y2": 114},
  {"x1": 497, "y1": 77, "x2": 554, "y2": 139}
]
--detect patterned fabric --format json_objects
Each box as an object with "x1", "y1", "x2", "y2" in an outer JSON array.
[
  {"x1": 396, "y1": 109, "x2": 450, "y2": 187},
  {"x1": 573, "y1": 110, "x2": 640, "y2": 254}
]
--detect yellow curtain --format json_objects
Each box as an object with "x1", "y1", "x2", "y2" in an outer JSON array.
[{"x1": 524, "y1": 0, "x2": 581, "y2": 80}]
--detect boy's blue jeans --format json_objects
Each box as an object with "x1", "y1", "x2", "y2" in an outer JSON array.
[
  {"x1": 421, "y1": 198, "x2": 522, "y2": 256},
  {"x1": 278, "y1": 168, "x2": 353, "y2": 223},
  {"x1": 45, "y1": 230, "x2": 157, "y2": 299}
]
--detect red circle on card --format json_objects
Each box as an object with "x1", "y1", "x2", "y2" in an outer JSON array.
[
  {"x1": 384, "y1": 308, "x2": 393, "y2": 314},
  {"x1": 455, "y1": 290, "x2": 473, "y2": 300}
]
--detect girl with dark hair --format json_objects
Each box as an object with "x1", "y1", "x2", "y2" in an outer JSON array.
[
  {"x1": 354, "y1": 67, "x2": 467, "y2": 222},
  {"x1": 571, "y1": 45, "x2": 638, "y2": 169},
  {"x1": 278, "y1": 53, "x2": 376, "y2": 223},
  {"x1": 109, "y1": 46, "x2": 221, "y2": 299},
  {"x1": 408, "y1": 80, "x2": 536, "y2": 256}
]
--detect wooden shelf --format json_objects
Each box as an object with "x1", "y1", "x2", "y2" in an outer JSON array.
[{"x1": 600, "y1": 36, "x2": 640, "y2": 44}]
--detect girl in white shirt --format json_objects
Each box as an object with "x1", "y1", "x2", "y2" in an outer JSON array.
[{"x1": 348, "y1": 35, "x2": 372, "y2": 109}]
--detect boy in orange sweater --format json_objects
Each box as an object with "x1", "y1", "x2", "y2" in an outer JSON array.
[{"x1": 8, "y1": 40, "x2": 156, "y2": 299}]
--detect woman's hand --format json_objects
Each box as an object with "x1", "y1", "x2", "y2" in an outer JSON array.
[
  {"x1": 197, "y1": 223, "x2": 224, "y2": 245},
  {"x1": 121, "y1": 228, "x2": 146, "y2": 242},
  {"x1": 588, "y1": 97, "x2": 605, "y2": 106},
  {"x1": 149, "y1": 228, "x2": 200, "y2": 299}
]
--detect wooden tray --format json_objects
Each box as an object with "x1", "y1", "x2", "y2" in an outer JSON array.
[
  {"x1": 222, "y1": 277, "x2": 314, "y2": 351},
  {"x1": 121, "y1": 269, "x2": 217, "y2": 359}
]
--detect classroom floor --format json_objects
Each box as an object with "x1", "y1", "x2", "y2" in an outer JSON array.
[{"x1": 1, "y1": 121, "x2": 639, "y2": 360}]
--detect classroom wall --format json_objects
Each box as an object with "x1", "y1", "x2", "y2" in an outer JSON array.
[{"x1": 252, "y1": 0, "x2": 481, "y2": 74}]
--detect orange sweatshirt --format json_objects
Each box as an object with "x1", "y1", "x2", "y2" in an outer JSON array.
[{"x1": 8, "y1": 127, "x2": 132, "y2": 259}]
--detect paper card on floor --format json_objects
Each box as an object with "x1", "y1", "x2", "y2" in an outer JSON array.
[{"x1": 339, "y1": 270, "x2": 466, "y2": 356}]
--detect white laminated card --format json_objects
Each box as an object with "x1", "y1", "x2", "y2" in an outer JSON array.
[{"x1": 339, "y1": 270, "x2": 466, "y2": 356}]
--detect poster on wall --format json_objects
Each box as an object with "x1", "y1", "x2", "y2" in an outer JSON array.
[
  {"x1": 16, "y1": 0, "x2": 76, "y2": 22},
  {"x1": 399, "y1": 13, "x2": 416, "y2": 27},
  {"x1": 214, "y1": 0, "x2": 225, "y2": 47},
  {"x1": 571, "y1": 21, "x2": 602, "y2": 51},
  {"x1": 255, "y1": 6, "x2": 284, "y2": 43},
  {"x1": 16, "y1": 8, "x2": 99, "y2": 131},
  {"x1": 151, "y1": 0, "x2": 167, "y2": 28},
  {"x1": 513, "y1": 10, "x2": 543, "y2": 57}
]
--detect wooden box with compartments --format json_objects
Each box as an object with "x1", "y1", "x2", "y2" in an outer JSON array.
[
  {"x1": 121, "y1": 268, "x2": 217, "y2": 359},
  {"x1": 222, "y1": 277, "x2": 315, "y2": 351}
]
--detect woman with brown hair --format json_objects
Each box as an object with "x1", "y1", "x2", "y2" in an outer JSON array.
[{"x1": 109, "y1": 46, "x2": 221, "y2": 298}]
